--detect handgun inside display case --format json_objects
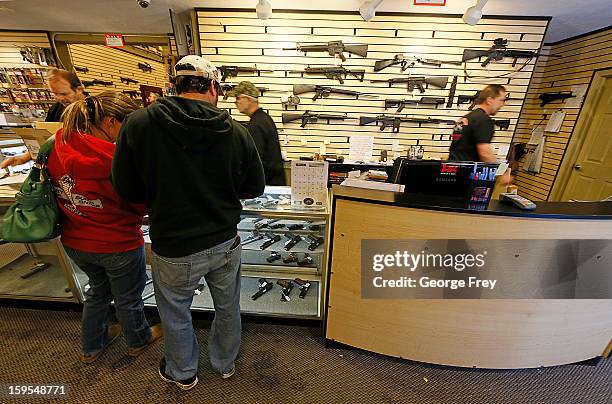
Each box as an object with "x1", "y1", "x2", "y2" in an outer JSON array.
[{"x1": 235, "y1": 186, "x2": 329, "y2": 319}]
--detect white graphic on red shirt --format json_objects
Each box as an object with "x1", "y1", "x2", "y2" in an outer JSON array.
[{"x1": 54, "y1": 174, "x2": 103, "y2": 216}]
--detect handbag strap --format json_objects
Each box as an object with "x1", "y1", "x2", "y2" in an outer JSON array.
[{"x1": 35, "y1": 134, "x2": 56, "y2": 167}]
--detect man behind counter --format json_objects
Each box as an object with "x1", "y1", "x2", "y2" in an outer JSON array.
[
  {"x1": 0, "y1": 68, "x2": 85, "y2": 169},
  {"x1": 448, "y1": 84, "x2": 507, "y2": 163},
  {"x1": 227, "y1": 81, "x2": 285, "y2": 185}
]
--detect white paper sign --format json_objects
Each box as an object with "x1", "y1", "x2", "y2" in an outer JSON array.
[
  {"x1": 23, "y1": 139, "x2": 41, "y2": 159},
  {"x1": 565, "y1": 84, "x2": 588, "y2": 108},
  {"x1": 290, "y1": 160, "x2": 328, "y2": 210},
  {"x1": 349, "y1": 135, "x2": 374, "y2": 162},
  {"x1": 528, "y1": 127, "x2": 544, "y2": 145},
  {"x1": 545, "y1": 111, "x2": 565, "y2": 133}
]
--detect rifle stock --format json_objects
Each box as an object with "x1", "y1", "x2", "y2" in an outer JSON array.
[
  {"x1": 282, "y1": 113, "x2": 304, "y2": 124},
  {"x1": 374, "y1": 59, "x2": 398, "y2": 72},
  {"x1": 424, "y1": 76, "x2": 449, "y2": 89},
  {"x1": 462, "y1": 49, "x2": 489, "y2": 62},
  {"x1": 344, "y1": 44, "x2": 368, "y2": 58},
  {"x1": 293, "y1": 84, "x2": 316, "y2": 95}
]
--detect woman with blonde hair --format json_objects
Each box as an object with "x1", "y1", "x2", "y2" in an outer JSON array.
[{"x1": 47, "y1": 91, "x2": 162, "y2": 363}]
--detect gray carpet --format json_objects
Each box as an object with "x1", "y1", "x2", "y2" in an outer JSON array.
[{"x1": 0, "y1": 307, "x2": 610, "y2": 404}]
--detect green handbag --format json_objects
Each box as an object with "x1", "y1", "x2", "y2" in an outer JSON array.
[{"x1": 0, "y1": 135, "x2": 61, "y2": 242}]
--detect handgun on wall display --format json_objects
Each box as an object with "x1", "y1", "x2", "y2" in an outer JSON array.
[
  {"x1": 138, "y1": 62, "x2": 153, "y2": 73},
  {"x1": 260, "y1": 233, "x2": 281, "y2": 250}
]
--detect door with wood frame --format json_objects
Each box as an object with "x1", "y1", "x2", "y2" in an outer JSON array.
[{"x1": 561, "y1": 77, "x2": 612, "y2": 201}]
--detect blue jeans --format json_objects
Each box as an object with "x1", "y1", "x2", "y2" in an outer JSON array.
[
  {"x1": 151, "y1": 236, "x2": 241, "y2": 381},
  {"x1": 64, "y1": 245, "x2": 151, "y2": 356}
]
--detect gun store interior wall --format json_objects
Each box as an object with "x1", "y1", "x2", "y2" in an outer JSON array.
[
  {"x1": 511, "y1": 27, "x2": 612, "y2": 201},
  {"x1": 198, "y1": 9, "x2": 548, "y2": 162},
  {"x1": 0, "y1": 31, "x2": 56, "y2": 122},
  {"x1": 66, "y1": 44, "x2": 169, "y2": 106}
]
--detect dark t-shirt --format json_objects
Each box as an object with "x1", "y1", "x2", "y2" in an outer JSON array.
[
  {"x1": 45, "y1": 102, "x2": 65, "y2": 122},
  {"x1": 248, "y1": 108, "x2": 285, "y2": 185},
  {"x1": 448, "y1": 108, "x2": 494, "y2": 162}
]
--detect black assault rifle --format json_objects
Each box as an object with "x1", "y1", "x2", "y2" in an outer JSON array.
[
  {"x1": 283, "y1": 40, "x2": 368, "y2": 62},
  {"x1": 290, "y1": 66, "x2": 365, "y2": 84},
  {"x1": 539, "y1": 91, "x2": 575, "y2": 107},
  {"x1": 374, "y1": 54, "x2": 462, "y2": 72},
  {"x1": 359, "y1": 115, "x2": 456, "y2": 133},
  {"x1": 370, "y1": 76, "x2": 449, "y2": 93},
  {"x1": 122, "y1": 90, "x2": 140, "y2": 99},
  {"x1": 137, "y1": 62, "x2": 152, "y2": 73},
  {"x1": 120, "y1": 76, "x2": 139, "y2": 85},
  {"x1": 293, "y1": 84, "x2": 378, "y2": 101},
  {"x1": 384, "y1": 97, "x2": 445, "y2": 113},
  {"x1": 462, "y1": 38, "x2": 549, "y2": 67},
  {"x1": 218, "y1": 65, "x2": 273, "y2": 82},
  {"x1": 82, "y1": 79, "x2": 114, "y2": 87},
  {"x1": 282, "y1": 111, "x2": 348, "y2": 128},
  {"x1": 73, "y1": 66, "x2": 89, "y2": 73}
]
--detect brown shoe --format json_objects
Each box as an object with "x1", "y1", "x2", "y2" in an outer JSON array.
[
  {"x1": 127, "y1": 324, "x2": 164, "y2": 357},
  {"x1": 80, "y1": 324, "x2": 122, "y2": 364}
]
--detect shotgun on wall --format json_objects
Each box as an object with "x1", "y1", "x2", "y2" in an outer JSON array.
[
  {"x1": 283, "y1": 40, "x2": 368, "y2": 62},
  {"x1": 374, "y1": 54, "x2": 462, "y2": 72}
]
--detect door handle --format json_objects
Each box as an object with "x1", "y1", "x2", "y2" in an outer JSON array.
[{"x1": 574, "y1": 164, "x2": 582, "y2": 170}]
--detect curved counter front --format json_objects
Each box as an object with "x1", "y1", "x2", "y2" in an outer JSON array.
[{"x1": 325, "y1": 186, "x2": 612, "y2": 369}]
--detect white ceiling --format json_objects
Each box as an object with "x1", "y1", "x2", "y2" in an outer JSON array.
[{"x1": 0, "y1": 1, "x2": 610, "y2": 44}]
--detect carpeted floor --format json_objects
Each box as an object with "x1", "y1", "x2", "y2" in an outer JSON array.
[{"x1": 0, "y1": 307, "x2": 610, "y2": 404}]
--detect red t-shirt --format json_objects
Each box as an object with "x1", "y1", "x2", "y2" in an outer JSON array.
[{"x1": 47, "y1": 130, "x2": 146, "y2": 253}]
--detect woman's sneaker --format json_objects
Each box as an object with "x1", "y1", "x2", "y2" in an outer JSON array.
[{"x1": 158, "y1": 358, "x2": 198, "y2": 390}]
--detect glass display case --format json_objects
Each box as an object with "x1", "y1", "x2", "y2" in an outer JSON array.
[{"x1": 69, "y1": 186, "x2": 330, "y2": 320}]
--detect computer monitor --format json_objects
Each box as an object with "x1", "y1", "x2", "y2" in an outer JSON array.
[{"x1": 390, "y1": 159, "x2": 498, "y2": 203}]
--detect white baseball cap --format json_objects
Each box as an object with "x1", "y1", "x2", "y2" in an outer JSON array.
[{"x1": 174, "y1": 55, "x2": 221, "y2": 82}]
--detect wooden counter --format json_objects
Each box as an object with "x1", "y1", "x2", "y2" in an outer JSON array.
[{"x1": 325, "y1": 186, "x2": 612, "y2": 369}]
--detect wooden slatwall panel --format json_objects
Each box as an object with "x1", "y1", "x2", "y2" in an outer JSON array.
[
  {"x1": 67, "y1": 44, "x2": 168, "y2": 98},
  {"x1": 513, "y1": 28, "x2": 612, "y2": 201},
  {"x1": 0, "y1": 31, "x2": 51, "y2": 68},
  {"x1": 197, "y1": 10, "x2": 547, "y2": 160}
]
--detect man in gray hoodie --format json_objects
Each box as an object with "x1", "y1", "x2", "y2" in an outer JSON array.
[{"x1": 112, "y1": 55, "x2": 265, "y2": 390}]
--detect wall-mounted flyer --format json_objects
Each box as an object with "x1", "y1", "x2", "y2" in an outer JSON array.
[{"x1": 291, "y1": 160, "x2": 329, "y2": 210}]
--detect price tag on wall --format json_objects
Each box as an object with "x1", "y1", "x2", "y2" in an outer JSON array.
[{"x1": 291, "y1": 161, "x2": 328, "y2": 210}]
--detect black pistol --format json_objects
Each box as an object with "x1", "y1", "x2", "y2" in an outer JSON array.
[
  {"x1": 260, "y1": 233, "x2": 281, "y2": 250},
  {"x1": 277, "y1": 280, "x2": 294, "y2": 302},
  {"x1": 283, "y1": 234, "x2": 302, "y2": 251},
  {"x1": 251, "y1": 278, "x2": 273, "y2": 300},
  {"x1": 307, "y1": 235, "x2": 324, "y2": 251},
  {"x1": 266, "y1": 251, "x2": 282, "y2": 263},
  {"x1": 294, "y1": 278, "x2": 312, "y2": 299}
]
